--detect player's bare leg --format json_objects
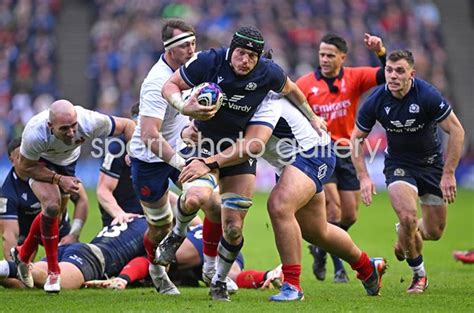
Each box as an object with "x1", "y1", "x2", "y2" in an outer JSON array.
[
  {"x1": 269, "y1": 165, "x2": 386, "y2": 301},
  {"x1": 389, "y1": 182, "x2": 428, "y2": 293}
]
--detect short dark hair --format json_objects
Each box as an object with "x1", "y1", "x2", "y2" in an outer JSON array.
[
  {"x1": 7, "y1": 137, "x2": 22, "y2": 157},
  {"x1": 388, "y1": 49, "x2": 415, "y2": 67},
  {"x1": 320, "y1": 33, "x2": 348, "y2": 53},
  {"x1": 130, "y1": 101, "x2": 139, "y2": 119},
  {"x1": 161, "y1": 19, "x2": 195, "y2": 42}
]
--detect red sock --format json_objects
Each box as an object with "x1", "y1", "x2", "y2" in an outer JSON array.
[
  {"x1": 236, "y1": 270, "x2": 266, "y2": 288},
  {"x1": 41, "y1": 214, "x2": 60, "y2": 274},
  {"x1": 282, "y1": 264, "x2": 302, "y2": 291},
  {"x1": 143, "y1": 233, "x2": 157, "y2": 263},
  {"x1": 118, "y1": 256, "x2": 150, "y2": 283},
  {"x1": 350, "y1": 251, "x2": 372, "y2": 281},
  {"x1": 202, "y1": 217, "x2": 222, "y2": 257},
  {"x1": 19, "y1": 213, "x2": 42, "y2": 263}
]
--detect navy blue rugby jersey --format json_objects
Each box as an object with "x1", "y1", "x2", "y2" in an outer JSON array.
[
  {"x1": 180, "y1": 48, "x2": 287, "y2": 142},
  {"x1": 99, "y1": 135, "x2": 142, "y2": 226},
  {"x1": 91, "y1": 216, "x2": 147, "y2": 276},
  {"x1": 356, "y1": 78, "x2": 452, "y2": 164}
]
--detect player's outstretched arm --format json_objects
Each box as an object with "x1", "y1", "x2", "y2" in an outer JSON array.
[
  {"x1": 279, "y1": 77, "x2": 327, "y2": 135},
  {"x1": 363, "y1": 33, "x2": 385, "y2": 55},
  {"x1": 350, "y1": 127, "x2": 376, "y2": 205},
  {"x1": 96, "y1": 172, "x2": 139, "y2": 225},
  {"x1": 438, "y1": 112, "x2": 465, "y2": 203}
]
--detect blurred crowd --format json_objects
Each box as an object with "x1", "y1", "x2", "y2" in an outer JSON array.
[
  {"x1": 0, "y1": 0, "x2": 449, "y2": 156},
  {"x1": 0, "y1": 0, "x2": 59, "y2": 155},
  {"x1": 87, "y1": 0, "x2": 448, "y2": 115}
]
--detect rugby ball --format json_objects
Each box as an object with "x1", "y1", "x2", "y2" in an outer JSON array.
[{"x1": 196, "y1": 82, "x2": 223, "y2": 110}]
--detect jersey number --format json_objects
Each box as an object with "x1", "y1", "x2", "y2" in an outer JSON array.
[{"x1": 96, "y1": 223, "x2": 128, "y2": 238}]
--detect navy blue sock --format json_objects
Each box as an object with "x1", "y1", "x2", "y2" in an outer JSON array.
[
  {"x1": 331, "y1": 254, "x2": 345, "y2": 273},
  {"x1": 8, "y1": 260, "x2": 17, "y2": 278},
  {"x1": 406, "y1": 255, "x2": 423, "y2": 267}
]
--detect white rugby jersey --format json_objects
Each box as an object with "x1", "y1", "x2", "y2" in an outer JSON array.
[
  {"x1": 248, "y1": 92, "x2": 331, "y2": 173},
  {"x1": 129, "y1": 54, "x2": 188, "y2": 163},
  {"x1": 20, "y1": 106, "x2": 114, "y2": 166}
]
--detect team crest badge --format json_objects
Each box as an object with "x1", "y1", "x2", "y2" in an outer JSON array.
[
  {"x1": 245, "y1": 82, "x2": 257, "y2": 91},
  {"x1": 394, "y1": 168, "x2": 405, "y2": 176},
  {"x1": 409, "y1": 103, "x2": 420, "y2": 113}
]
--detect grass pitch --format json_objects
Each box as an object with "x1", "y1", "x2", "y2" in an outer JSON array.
[{"x1": 1, "y1": 190, "x2": 473, "y2": 312}]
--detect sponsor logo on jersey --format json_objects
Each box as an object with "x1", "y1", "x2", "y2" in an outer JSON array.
[
  {"x1": 311, "y1": 87, "x2": 319, "y2": 95},
  {"x1": 21, "y1": 193, "x2": 27, "y2": 201},
  {"x1": 390, "y1": 119, "x2": 416, "y2": 128},
  {"x1": 217, "y1": 76, "x2": 224, "y2": 84},
  {"x1": 439, "y1": 101, "x2": 446, "y2": 109},
  {"x1": 384, "y1": 106, "x2": 391, "y2": 115},
  {"x1": 221, "y1": 94, "x2": 251, "y2": 112},
  {"x1": 409, "y1": 103, "x2": 420, "y2": 113}
]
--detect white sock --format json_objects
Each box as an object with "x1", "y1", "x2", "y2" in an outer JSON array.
[
  {"x1": 410, "y1": 262, "x2": 426, "y2": 277},
  {"x1": 0, "y1": 260, "x2": 10, "y2": 277},
  {"x1": 203, "y1": 254, "x2": 216, "y2": 273}
]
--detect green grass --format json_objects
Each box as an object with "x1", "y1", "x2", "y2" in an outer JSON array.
[{"x1": 1, "y1": 190, "x2": 473, "y2": 312}]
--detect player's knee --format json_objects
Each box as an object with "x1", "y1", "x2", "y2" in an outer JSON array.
[
  {"x1": 183, "y1": 191, "x2": 207, "y2": 212},
  {"x1": 326, "y1": 207, "x2": 341, "y2": 224},
  {"x1": 423, "y1": 223, "x2": 445, "y2": 240},
  {"x1": 267, "y1": 195, "x2": 291, "y2": 220},
  {"x1": 223, "y1": 224, "x2": 242, "y2": 242},
  {"x1": 340, "y1": 213, "x2": 357, "y2": 228},
  {"x1": 43, "y1": 202, "x2": 61, "y2": 217}
]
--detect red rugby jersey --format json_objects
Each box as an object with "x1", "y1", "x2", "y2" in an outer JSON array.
[{"x1": 297, "y1": 67, "x2": 379, "y2": 145}]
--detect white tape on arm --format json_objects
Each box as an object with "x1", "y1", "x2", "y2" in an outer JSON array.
[
  {"x1": 69, "y1": 218, "x2": 84, "y2": 237},
  {"x1": 169, "y1": 93, "x2": 185, "y2": 113},
  {"x1": 168, "y1": 153, "x2": 185, "y2": 171}
]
